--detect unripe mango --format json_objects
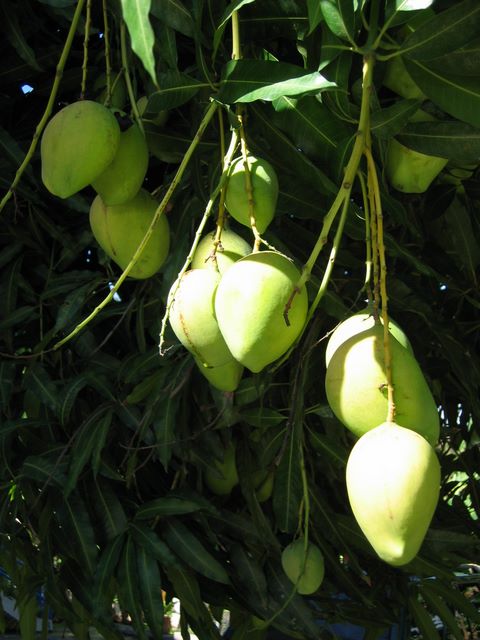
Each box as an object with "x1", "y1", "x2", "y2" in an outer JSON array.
[
  {"x1": 194, "y1": 356, "x2": 244, "y2": 392},
  {"x1": 214, "y1": 251, "x2": 308, "y2": 373},
  {"x1": 89, "y1": 189, "x2": 169, "y2": 279},
  {"x1": 41, "y1": 100, "x2": 120, "y2": 198},
  {"x1": 204, "y1": 442, "x2": 239, "y2": 495},
  {"x1": 281, "y1": 538, "x2": 325, "y2": 595},
  {"x1": 325, "y1": 310, "x2": 413, "y2": 367},
  {"x1": 325, "y1": 325, "x2": 439, "y2": 445},
  {"x1": 169, "y1": 269, "x2": 235, "y2": 367},
  {"x1": 383, "y1": 56, "x2": 426, "y2": 100},
  {"x1": 346, "y1": 422, "x2": 440, "y2": 566},
  {"x1": 192, "y1": 228, "x2": 251, "y2": 274},
  {"x1": 386, "y1": 139, "x2": 447, "y2": 194},
  {"x1": 91, "y1": 119, "x2": 149, "y2": 205},
  {"x1": 225, "y1": 156, "x2": 278, "y2": 233}
]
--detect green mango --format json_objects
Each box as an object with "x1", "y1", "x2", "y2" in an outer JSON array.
[
  {"x1": 225, "y1": 156, "x2": 279, "y2": 233},
  {"x1": 214, "y1": 251, "x2": 308, "y2": 373},
  {"x1": 91, "y1": 119, "x2": 149, "y2": 205},
  {"x1": 252, "y1": 469, "x2": 275, "y2": 503},
  {"x1": 325, "y1": 310, "x2": 413, "y2": 367},
  {"x1": 194, "y1": 356, "x2": 244, "y2": 392},
  {"x1": 325, "y1": 325, "x2": 440, "y2": 445},
  {"x1": 346, "y1": 422, "x2": 440, "y2": 566},
  {"x1": 383, "y1": 56, "x2": 426, "y2": 100},
  {"x1": 89, "y1": 189, "x2": 170, "y2": 279},
  {"x1": 169, "y1": 269, "x2": 236, "y2": 367},
  {"x1": 281, "y1": 538, "x2": 325, "y2": 595},
  {"x1": 386, "y1": 139, "x2": 448, "y2": 194},
  {"x1": 41, "y1": 100, "x2": 120, "y2": 198},
  {"x1": 204, "y1": 442, "x2": 239, "y2": 495},
  {"x1": 192, "y1": 227, "x2": 251, "y2": 274}
]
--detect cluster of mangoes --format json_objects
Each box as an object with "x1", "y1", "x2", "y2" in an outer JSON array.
[
  {"x1": 168, "y1": 155, "x2": 308, "y2": 391},
  {"x1": 40, "y1": 98, "x2": 170, "y2": 279},
  {"x1": 325, "y1": 311, "x2": 441, "y2": 566}
]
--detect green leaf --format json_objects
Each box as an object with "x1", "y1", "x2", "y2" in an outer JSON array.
[
  {"x1": 0, "y1": 6, "x2": 42, "y2": 71},
  {"x1": 213, "y1": 0, "x2": 256, "y2": 56},
  {"x1": 135, "y1": 495, "x2": 210, "y2": 519},
  {"x1": 91, "y1": 479, "x2": 128, "y2": 541},
  {"x1": 217, "y1": 60, "x2": 336, "y2": 104},
  {"x1": 307, "y1": 0, "x2": 323, "y2": 34},
  {"x1": 146, "y1": 71, "x2": 206, "y2": 112},
  {"x1": 403, "y1": 57, "x2": 480, "y2": 128},
  {"x1": 240, "y1": 407, "x2": 285, "y2": 429},
  {"x1": 117, "y1": 536, "x2": 147, "y2": 640},
  {"x1": 23, "y1": 364, "x2": 58, "y2": 413},
  {"x1": 386, "y1": 0, "x2": 434, "y2": 17},
  {"x1": 53, "y1": 282, "x2": 94, "y2": 334},
  {"x1": 0, "y1": 362, "x2": 16, "y2": 411},
  {"x1": 93, "y1": 535, "x2": 125, "y2": 618},
  {"x1": 162, "y1": 518, "x2": 230, "y2": 584},
  {"x1": 129, "y1": 522, "x2": 179, "y2": 566},
  {"x1": 21, "y1": 452, "x2": 68, "y2": 488},
  {"x1": 57, "y1": 493, "x2": 98, "y2": 576},
  {"x1": 273, "y1": 427, "x2": 302, "y2": 533},
  {"x1": 229, "y1": 544, "x2": 269, "y2": 610},
  {"x1": 397, "y1": 120, "x2": 480, "y2": 164},
  {"x1": 426, "y1": 38, "x2": 480, "y2": 77},
  {"x1": 423, "y1": 579, "x2": 480, "y2": 624},
  {"x1": 408, "y1": 595, "x2": 442, "y2": 640},
  {"x1": 400, "y1": 0, "x2": 480, "y2": 60},
  {"x1": 319, "y1": 0, "x2": 357, "y2": 43},
  {"x1": 419, "y1": 585, "x2": 464, "y2": 640},
  {"x1": 59, "y1": 375, "x2": 90, "y2": 426},
  {"x1": 150, "y1": 0, "x2": 194, "y2": 37},
  {"x1": 121, "y1": 0, "x2": 157, "y2": 86},
  {"x1": 371, "y1": 99, "x2": 421, "y2": 139},
  {"x1": 136, "y1": 545, "x2": 164, "y2": 639}
]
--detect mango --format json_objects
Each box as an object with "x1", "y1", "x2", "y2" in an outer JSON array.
[
  {"x1": 192, "y1": 228, "x2": 251, "y2": 274},
  {"x1": 194, "y1": 356, "x2": 244, "y2": 392},
  {"x1": 346, "y1": 422, "x2": 440, "y2": 566},
  {"x1": 252, "y1": 469, "x2": 275, "y2": 503},
  {"x1": 214, "y1": 251, "x2": 308, "y2": 373},
  {"x1": 386, "y1": 139, "x2": 448, "y2": 194},
  {"x1": 204, "y1": 442, "x2": 239, "y2": 495},
  {"x1": 281, "y1": 538, "x2": 325, "y2": 595},
  {"x1": 225, "y1": 156, "x2": 278, "y2": 233},
  {"x1": 325, "y1": 325, "x2": 439, "y2": 445},
  {"x1": 325, "y1": 310, "x2": 413, "y2": 367},
  {"x1": 383, "y1": 56, "x2": 426, "y2": 100},
  {"x1": 91, "y1": 119, "x2": 149, "y2": 205},
  {"x1": 41, "y1": 100, "x2": 120, "y2": 198},
  {"x1": 169, "y1": 269, "x2": 235, "y2": 367},
  {"x1": 89, "y1": 189, "x2": 169, "y2": 279}
]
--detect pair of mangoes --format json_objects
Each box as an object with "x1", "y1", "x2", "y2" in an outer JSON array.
[{"x1": 168, "y1": 229, "x2": 308, "y2": 390}]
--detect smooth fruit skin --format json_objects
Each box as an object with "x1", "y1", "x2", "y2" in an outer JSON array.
[
  {"x1": 89, "y1": 189, "x2": 169, "y2": 279},
  {"x1": 91, "y1": 121, "x2": 149, "y2": 205},
  {"x1": 325, "y1": 325, "x2": 440, "y2": 445},
  {"x1": 194, "y1": 356, "x2": 244, "y2": 392},
  {"x1": 41, "y1": 100, "x2": 120, "y2": 198},
  {"x1": 325, "y1": 310, "x2": 413, "y2": 367},
  {"x1": 346, "y1": 422, "x2": 440, "y2": 566},
  {"x1": 204, "y1": 442, "x2": 239, "y2": 495},
  {"x1": 383, "y1": 56, "x2": 426, "y2": 100},
  {"x1": 191, "y1": 228, "x2": 251, "y2": 274},
  {"x1": 281, "y1": 538, "x2": 325, "y2": 595},
  {"x1": 169, "y1": 269, "x2": 236, "y2": 367},
  {"x1": 386, "y1": 139, "x2": 448, "y2": 194},
  {"x1": 225, "y1": 156, "x2": 279, "y2": 233},
  {"x1": 214, "y1": 251, "x2": 308, "y2": 373}
]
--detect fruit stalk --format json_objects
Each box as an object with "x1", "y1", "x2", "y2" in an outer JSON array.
[
  {"x1": 0, "y1": 0, "x2": 86, "y2": 214},
  {"x1": 357, "y1": 171, "x2": 373, "y2": 298},
  {"x1": 101, "y1": 0, "x2": 112, "y2": 105},
  {"x1": 80, "y1": 0, "x2": 92, "y2": 98},
  {"x1": 54, "y1": 99, "x2": 219, "y2": 350}
]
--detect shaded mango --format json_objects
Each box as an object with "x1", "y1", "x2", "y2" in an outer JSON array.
[
  {"x1": 281, "y1": 538, "x2": 325, "y2": 595},
  {"x1": 386, "y1": 139, "x2": 447, "y2": 194}
]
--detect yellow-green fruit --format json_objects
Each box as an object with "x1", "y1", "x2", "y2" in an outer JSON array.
[
  {"x1": 383, "y1": 56, "x2": 426, "y2": 100},
  {"x1": 41, "y1": 100, "x2": 121, "y2": 198},
  {"x1": 325, "y1": 310, "x2": 413, "y2": 367},
  {"x1": 214, "y1": 251, "x2": 308, "y2": 373},
  {"x1": 252, "y1": 469, "x2": 275, "y2": 502},
  {"x1": 386, "y1": 139, "x2": 448, "y2": 194},
  {"x1": 191, "y1": 228, "x2": 251, "y2": 274},
  {"x1": 281, "y1": 538, "x2": 325, "y2": 595},
  {"x1": 325, "y1": 325, "x2": 440, "y2": 445},
  {"x1": 89, "y1": 189, "x2": 169, "y2": 279},
  {"x1": 136, "y1": 95, "x2": 169, "y2": 127},
  {"x1": 169, "y1": 269, "x2": 235, "y2": 367},
  {"x1": 194, "y1": 357, "x2": 244, "y2": 392},
  {"x1": 91, "y1": 120, "x2": 149, "y2": 205},
  {"x1": 346, "y1": 422, "x2": 440, "y2": 566},
  {"x1": 225, "y1": 156, "x2": 279, "y2": 233},
  {"x1": 204, "y1": 442, "x2": 239, "y2": 495}
]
